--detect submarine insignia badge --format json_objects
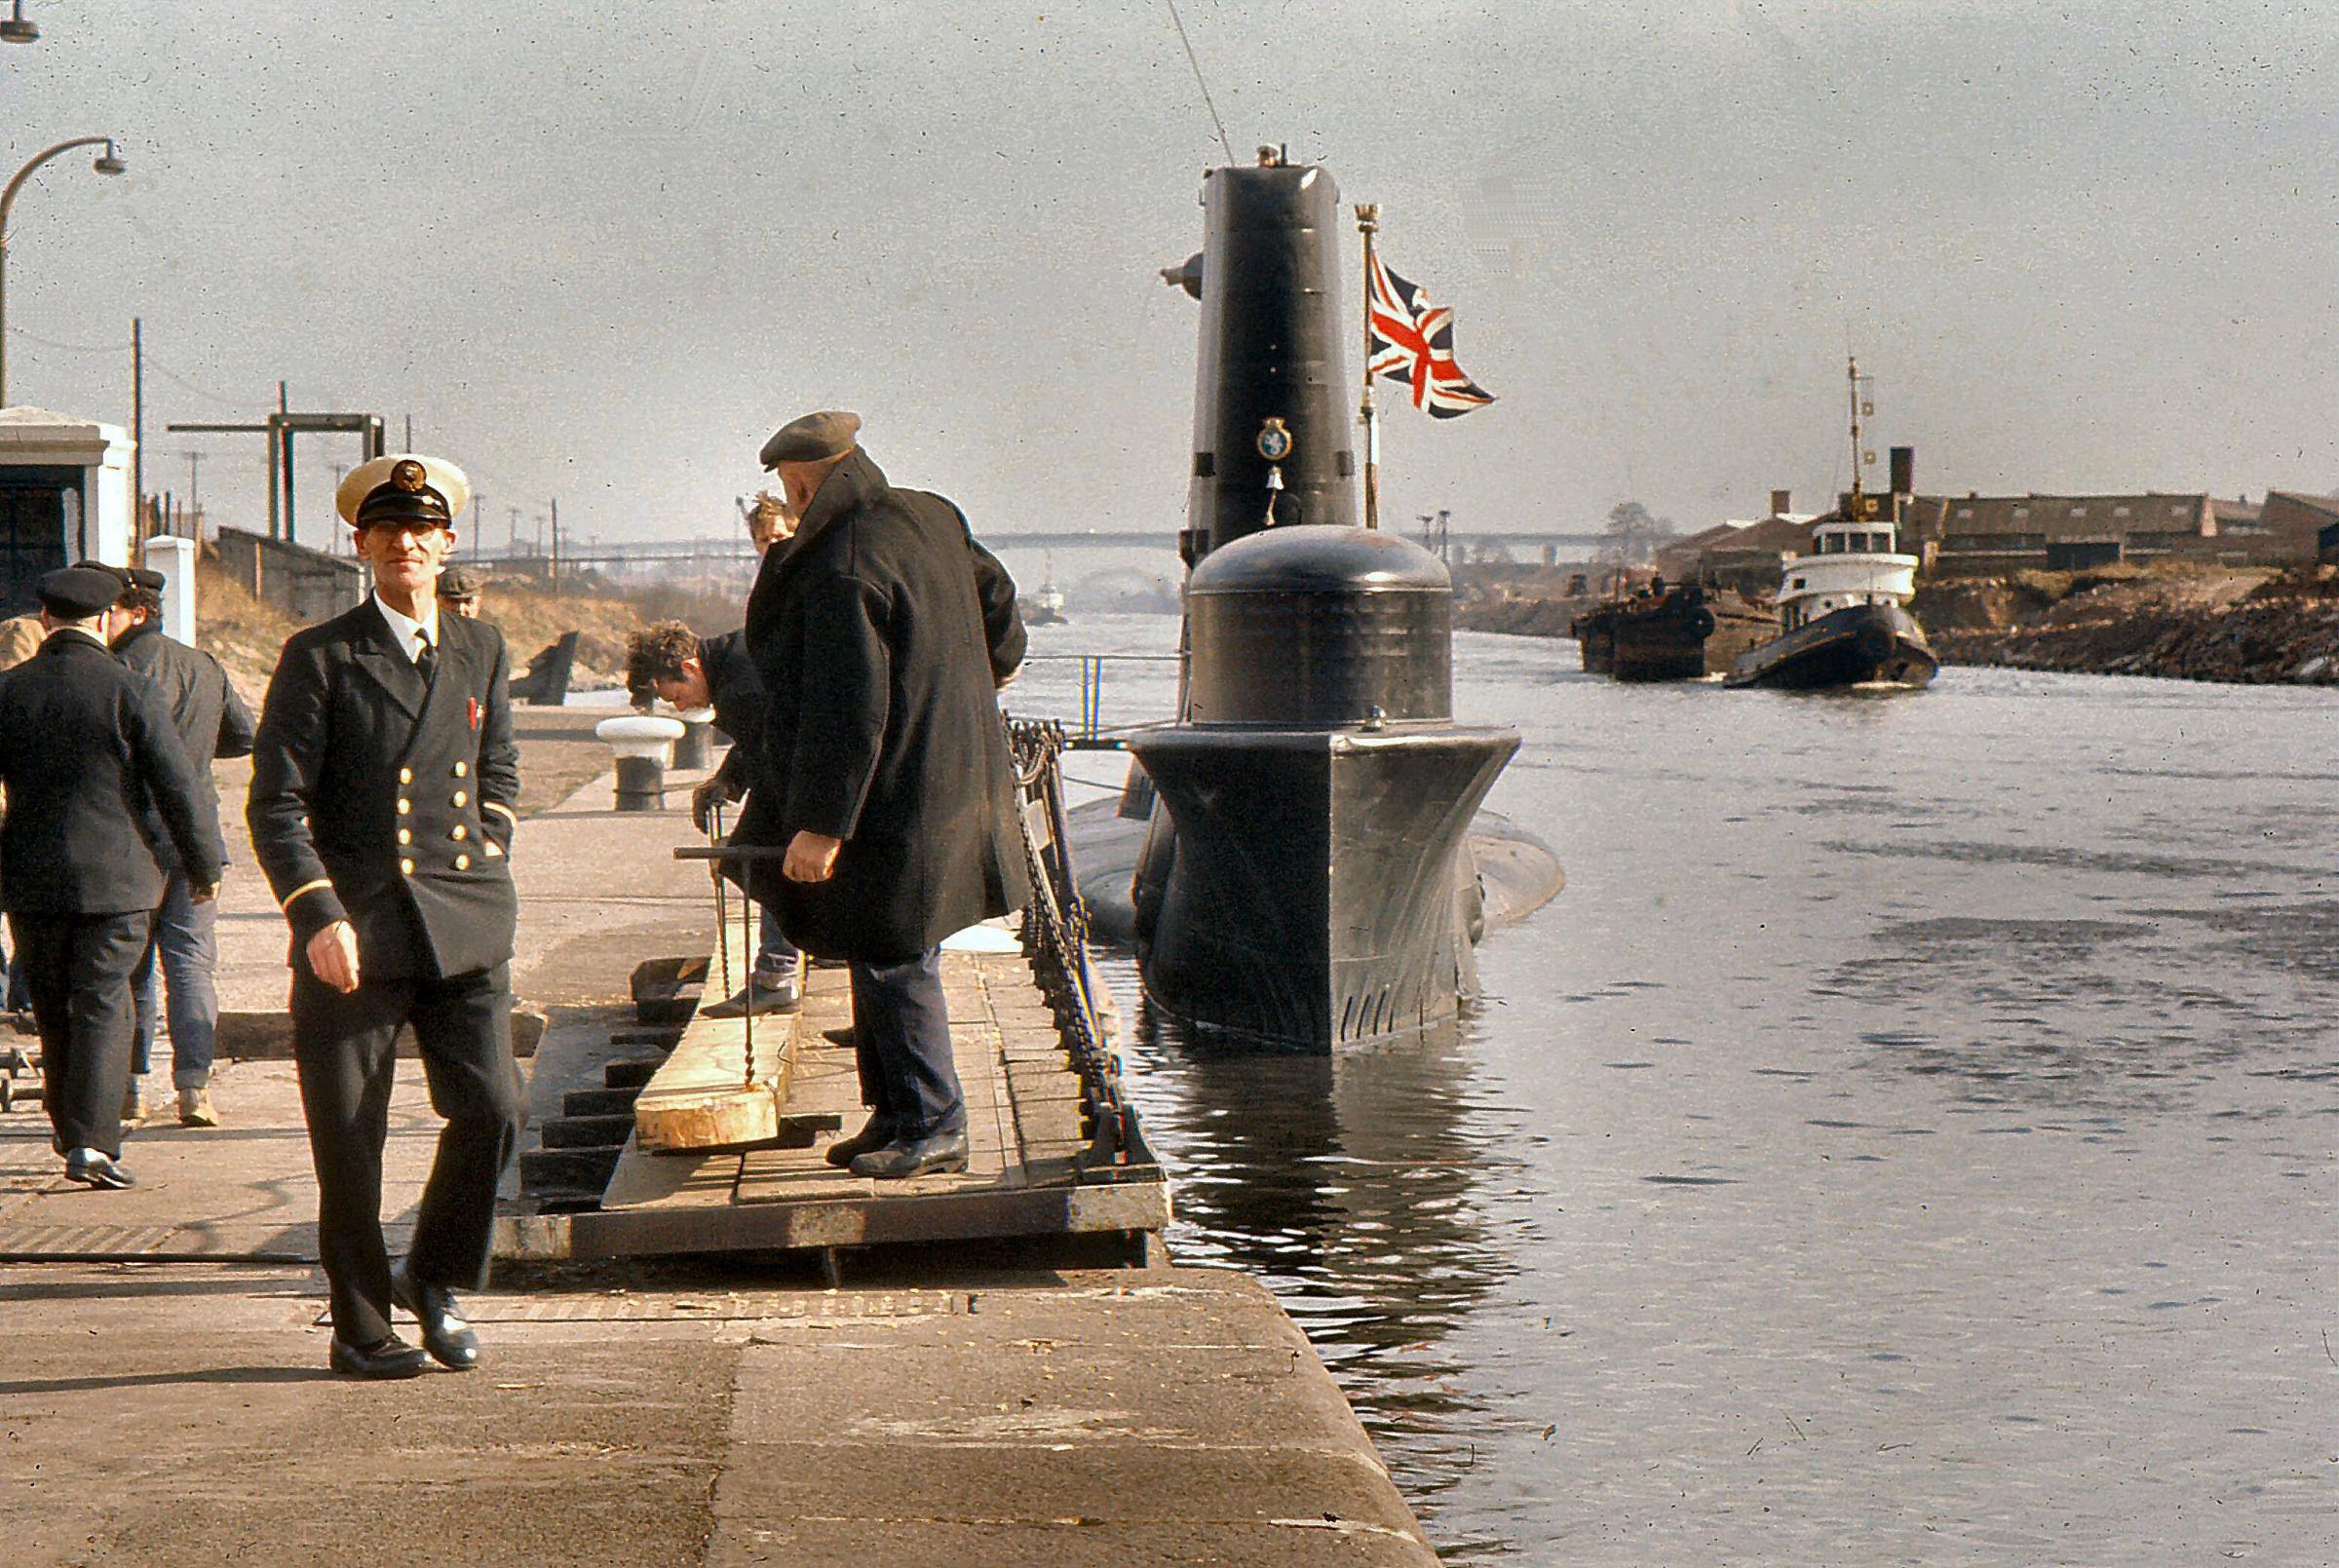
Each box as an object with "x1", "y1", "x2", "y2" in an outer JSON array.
[{"x1": 1255, "y1": 417, "x2": 1293, "y2": 463}]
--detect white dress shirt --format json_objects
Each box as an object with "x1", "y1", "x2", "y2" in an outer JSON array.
[{"x1": 371, "y1": 593, "x2": 441, "y2": 666}]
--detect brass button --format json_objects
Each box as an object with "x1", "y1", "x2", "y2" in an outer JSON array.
[
  {"x1": 397, "y1": 798, "x2": 411, "y2": 816},
  {"x1": 398, "y1": 767, "x2": 412, "y2": 784},
  {"x1": 453, "y1": 853, "x2": 471, "y2": 870},
  {"x1": 397, "y1": 827, "x2": 411, "y2": 845},
  {"x1": 452, "y1": 790, "x2": 468, "y2": 807},
  {"x1": 453, "y1": 761, "x2": 468, "y2": 778},
  {"x1": 399, "y1": 858, "x2": 415, "y2": 876},
  {"x1": 450, "y1": 824, "x2": 468, "y2": 841}
]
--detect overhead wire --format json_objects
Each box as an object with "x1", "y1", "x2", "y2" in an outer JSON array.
[{"x1": 1161, "y1": 0, "x2": 1238, "y2": 166}]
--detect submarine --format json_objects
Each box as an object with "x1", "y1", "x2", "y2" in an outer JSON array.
[{"x1": 1067, "y1": 147, "x2": 1562, "y2": 1052}]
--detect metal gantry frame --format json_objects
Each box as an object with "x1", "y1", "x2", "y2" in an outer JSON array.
[{"x1": 165, "y1": 411, "x2": 385, "y2": 545}]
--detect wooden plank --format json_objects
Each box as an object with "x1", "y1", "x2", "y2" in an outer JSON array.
[
  {"x1": 632, "y1": 939, "x2": 800, "y2": 1153},
  {"x1": 599, "y1": 1136, "x2": 743, "y2": 1210}
]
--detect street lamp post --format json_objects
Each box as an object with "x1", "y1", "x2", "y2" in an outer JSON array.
[{"x1": 0, "y1": 135, "x2": 128, "y2": 405}]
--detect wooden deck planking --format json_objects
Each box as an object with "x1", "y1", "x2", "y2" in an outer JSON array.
[{"x1": 586, "y1": 946, "x2": 1167, "y2": 1254}]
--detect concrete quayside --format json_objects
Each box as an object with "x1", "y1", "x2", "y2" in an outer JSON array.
[{"x1": 0, "y1": 708, "x2": 1441, "y2": 1565}]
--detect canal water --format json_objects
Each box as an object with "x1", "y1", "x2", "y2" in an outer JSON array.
[{"x1": 1014, "y1": 616, "x2": 2339, "y2": 1565}]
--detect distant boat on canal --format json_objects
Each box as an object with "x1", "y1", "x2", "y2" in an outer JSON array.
[
  {"x1": 1029, "y1": 556, "x2": 1067, "y2": 627},
  {"x1": 1727, "y1": 358, "x2": 1937, "y2": 692}
]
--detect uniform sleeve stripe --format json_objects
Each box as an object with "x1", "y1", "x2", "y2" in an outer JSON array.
[
  {"x1": 481, "y1": 801, "x2": 518, "y2": 825},
  {"x1": 281, "y1": 878, "x2": 334, "y2": 911}
]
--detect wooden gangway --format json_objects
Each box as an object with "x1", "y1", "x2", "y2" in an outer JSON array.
[{"x1": 569, "y1": 938, "x2": 1165, "y2": 1260}]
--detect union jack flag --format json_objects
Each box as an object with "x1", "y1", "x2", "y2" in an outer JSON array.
[{"x1": 1366, "y1": 254, "x2": 1495, "y2": 419}]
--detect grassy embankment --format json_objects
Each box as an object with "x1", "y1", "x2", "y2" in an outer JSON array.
[{"x1": 195, "y1": 556, "x2": 748, "y2": 707}]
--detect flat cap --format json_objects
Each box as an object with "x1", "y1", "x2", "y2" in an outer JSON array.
[
  {"x1": 37, "y1": 565, "x2": 127, "y2": 619},
  {"x1": 335, "y1": 453, "x2": 472, "y2": 530},
  {"x1": 758, "y1": 410, "x2": 861, "y2": 469},
  {"x1": 125, "y1": 565, "x2": 166, "y2": 592},
  {"x1": 437, "y1": 565, "x2": 483, "y2": 600}
]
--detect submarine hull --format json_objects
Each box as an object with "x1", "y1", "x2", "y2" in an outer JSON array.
[{"x1": 1128, "y1": 724, "x2": 1517, "y2": 1051}]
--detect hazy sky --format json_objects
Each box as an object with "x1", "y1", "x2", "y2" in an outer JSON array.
[{"x1": 8, "y1": 1, "x2": 2337, "y2": 552}]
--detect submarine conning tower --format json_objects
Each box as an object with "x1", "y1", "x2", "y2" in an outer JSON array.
[
  {"x1": 1127, "y1": 149, "x2": 1519, "y2": 1051},
  {"x1": 1182, "y1": 149, "x2": 1356, "y2": 562}
]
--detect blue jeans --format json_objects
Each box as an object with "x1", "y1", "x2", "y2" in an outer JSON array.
[
  {"x1": 846, "y1": 948, "x2": 965, "y2": 1141},
  {"x1": 131, "y1": 870, "x2": 220, "y2": 1089},
  {"x1": 754, "y1": 904, "x2": 799, "y2": 982}
]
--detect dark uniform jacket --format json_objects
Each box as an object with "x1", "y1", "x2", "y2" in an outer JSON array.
[
  {"x1": 0, "y1": 631, "x2": 224, "y2": 914},
  {"x1": 740, "y1": 449, "x2": 1030, "y2": 960},
  {"x1": 700, "y1": 629, "x2": 771, "y2": 802},
  {"x1": 116, "y1": 622, "x2": 256, "y2": 870},
  {"x1": 247, "y1": 599, "x2": 520, "y2": 980}
]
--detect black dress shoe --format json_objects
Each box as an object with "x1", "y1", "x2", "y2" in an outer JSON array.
[
  {"x1": 328, "y1": 1335, "x2": 428, "y2": 1380},
  {"x1": 391, "y1": 1262, "x2": 480, "y2": 1371},
  {"x1": 850, "y1": 1128, "x2": 970, "y2": 1179},
  {"x1": 62, "y1": 1149, "x2": 134, "y2": 1189},
  {"x1": 824, "y1": 1112, "x2": 897, "y2": 1168}
]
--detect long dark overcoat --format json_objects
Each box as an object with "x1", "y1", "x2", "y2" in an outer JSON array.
[
  {"x1": 247, "y1": 601, "x2": 521, "y2": 980},
  {"x1": 0, "y1": 631, "x2": 223, "y2": 914},
  {"x1": 739, "y1": 449, "x2": 1029, "y2": 961}
]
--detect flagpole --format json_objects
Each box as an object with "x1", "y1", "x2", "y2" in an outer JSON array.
[{"x1": 1355, "y1": 202, "x2": 1382, "y2": 530}]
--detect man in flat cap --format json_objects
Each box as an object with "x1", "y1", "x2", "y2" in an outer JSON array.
[
  {"x1": 100, "y1": 563, "x2": 256, "y2": 1128},
  {"x1": 0, "y1": 565, "x2": 223, "y2": 1189},
  {"x1": 741, "y1": 411, "x2": 1028, "y2": 1178},
  {"x1": 248, "y1": 453, "x2": 525, "y2": 1380},
  {"x1": 437, "y1": 565, "x2": 484, "y2": 619}
]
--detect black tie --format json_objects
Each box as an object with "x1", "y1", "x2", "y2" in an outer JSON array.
[{"x1": 414, "y1": 630, "x2": 437, "y2": 683}]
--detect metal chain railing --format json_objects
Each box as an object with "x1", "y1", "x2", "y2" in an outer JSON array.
[{"x1": 1004, "y1": 716, "x2": 1148, "y2": 1170}]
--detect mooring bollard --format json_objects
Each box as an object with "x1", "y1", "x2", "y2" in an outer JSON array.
[
  {"x1": 672, "y1": 706, "x2": 716, "y2": 772},
  {"x1": 595, "y1": 714, "x2": 686, "y2": 812}
]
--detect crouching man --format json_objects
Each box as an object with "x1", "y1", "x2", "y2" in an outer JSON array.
[{"x1": 248, "y1": 454, "x2": 525, "y2": 1379}]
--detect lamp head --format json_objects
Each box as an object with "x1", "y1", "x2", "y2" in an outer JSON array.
[
  {"x1": 1, "y1": 0, "x2": 34, "y2": 43},
  {"x1": 93, "y1": 147, "x2": 126, "y2": 176}
]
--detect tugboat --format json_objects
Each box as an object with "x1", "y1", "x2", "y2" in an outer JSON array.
[
  {"x1": 1727, "y1": 361, "x2": 1936, "y2": 691},
  {"x1": 1608, "y1": 576, "x2": 1779, "y2": 681}
]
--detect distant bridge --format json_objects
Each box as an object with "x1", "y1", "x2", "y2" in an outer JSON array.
[{"x1": 984, "y1": 530, "x2": 1608, "y2": 555}]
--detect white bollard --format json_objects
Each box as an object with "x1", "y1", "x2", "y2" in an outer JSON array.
[{"x1": 595, "y1": 715, "x2": 686, "y2": 812}]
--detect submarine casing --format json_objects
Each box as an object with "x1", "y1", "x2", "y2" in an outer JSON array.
[{"x1": 1131, "y1": 526, "x2": 1515, "y2": 1049}]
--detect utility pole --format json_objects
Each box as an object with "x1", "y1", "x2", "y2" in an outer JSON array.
[
  {"x1": 183, "y1": 449, "x2": 202, "y2": 505},
  {"x1": 131, "y1": 317, "x2": 145, "y2": 540},
  {"x1": 508, "y1": 505, "x2": 520, "y2": 555},
  {"x1": 470, "y1": 492, "x2": 481, "y2": 560},
  {"x1": 549, "y1": 496, "x2": 559, "y2": 593},
  {"x1": 403, "y1": 412, "x2": 413, "y2": 450}
]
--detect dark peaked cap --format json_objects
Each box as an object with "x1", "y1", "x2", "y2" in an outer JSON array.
[
  {"x1": 37, "y1": 565, "x2": 128, "y2": 619},
  {"x1": 759, "y1": 409, "x2": 861, "y2": 469}
]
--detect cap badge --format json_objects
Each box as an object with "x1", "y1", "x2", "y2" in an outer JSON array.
[{"x1": 391, "y1": 460, "x2": 429, "y2": 493}]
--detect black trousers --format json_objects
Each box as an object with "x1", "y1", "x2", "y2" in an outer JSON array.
[
  {"x1": 290, "y1": 964, "x2": 524, "y2": 1349},
  {"x1": 846, "y1": 949, "x2": 965, "y2": 1140},
  {"x1": 8, "y1": 910, "x2": 153, "y2": 1160}
]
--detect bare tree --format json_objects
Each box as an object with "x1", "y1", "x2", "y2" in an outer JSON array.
[{"x1": 1603, "y1": 500, "x2": 1678, "y2": 563}]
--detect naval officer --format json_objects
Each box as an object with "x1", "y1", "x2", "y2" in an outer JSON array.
[
  {"x1": 0, "y1": 565, "x2": 223, "y2": 1189},
  {"x1": 248, "y1": 454, "x2": 525, "y2": 1380},
  {"x1": 742, "y1": 410, "x2": 1029, "y2": 1179}
]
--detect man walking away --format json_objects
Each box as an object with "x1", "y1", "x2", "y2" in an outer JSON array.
[
  {"x1": 249, "y1": 453, "x2": 525, "y2": 1380},
  {"x1": 108, "y1": 564, "x2": 255, "y2": 1128},
  {"x1": 0, "y1": 566, "x2": 223, "y2": 1189},
  {"x1": 626, "y1": 621, "x2": 801, "y2": 1017},
  {"x1": 743, "y1": 410, "x2": 1029, "y2": 1180}
]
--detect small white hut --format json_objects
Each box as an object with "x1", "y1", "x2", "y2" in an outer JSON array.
[{"x1": 0, "y1": 405, "x2": 134, "y2": 612}]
